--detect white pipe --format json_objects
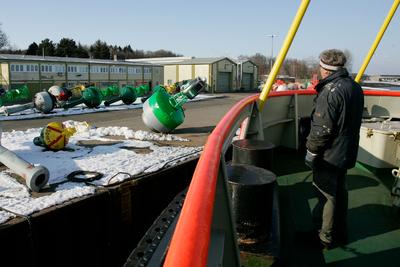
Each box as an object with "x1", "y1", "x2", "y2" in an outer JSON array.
[
  {"x1": 0, "y1": 145, "x2": 49, "y2": 192},
  {"x1": 2, "y1": 102, "x2": 34, "y2": 116}
]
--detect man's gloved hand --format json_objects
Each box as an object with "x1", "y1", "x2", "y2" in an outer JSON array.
[{"x1": 305, "y1": 150, "x2": 318, "y2": 169}]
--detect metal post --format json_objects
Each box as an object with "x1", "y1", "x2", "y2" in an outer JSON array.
[
  {"x1": 266, "y1": 34, "x2": 278, "y2": 72},
  {"x1": 355, "y1": 0, "x2": 400, "y2": 83},
  {"x1": 206, "y1": 158, "x2": 241, "y2": 267},
  {"x1": 259, "y1": 0, "x2": 310, "y2": 111}
]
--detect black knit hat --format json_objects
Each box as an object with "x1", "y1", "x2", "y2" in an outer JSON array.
[{"x1": 319, "y1": 49, "x2": 347, "y2": 71}]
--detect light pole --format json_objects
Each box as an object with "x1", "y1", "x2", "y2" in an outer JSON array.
[{"x1": 266, "y1": 34, "x2": 278, "y2": 71}]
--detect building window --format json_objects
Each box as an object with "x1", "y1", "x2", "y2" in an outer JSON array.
[
  {"x1": 11, "y1": 64, "x2": 15, "y2": 71},
  {"x1": 35, "y1": 65, "x2": 38, "y2": 72},
  {"x1": 144, "y1": 67, "x2": 151, "y2": 74},
  {"x1": 133, "y1": 67, "x2": 141, "y2": 74},
  {"x1": 67, "y1": 66, "x2": 77, "y2": 73},
  {"x1": 78, "y1": 66, "x2": 83, "y2": 73}
]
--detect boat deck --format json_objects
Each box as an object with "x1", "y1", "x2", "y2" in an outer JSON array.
[{"x1": 272, "y1": 148, "x2": 400, "y2": 267}]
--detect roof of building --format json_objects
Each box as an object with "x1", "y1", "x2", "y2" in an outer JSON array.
[
  {"x1": 162, "y1": 57, "x2": 236, "y2": 65},
  {"x1": 234, "y1": 59, "x2": 258, "y2": 66},
  {"x1": 128, "y1": 56, "x2": 248, "y2": 66},
  {"x1": 126, "y1": 57, "x2": 192, "y2": 64},
  {"x1": 0, "y1": 54, "x2": 159, "y2": 66}
]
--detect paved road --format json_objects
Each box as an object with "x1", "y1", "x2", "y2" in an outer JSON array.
[{"x1": 1, "y1": 93, "x2": 256, "y2": 146}]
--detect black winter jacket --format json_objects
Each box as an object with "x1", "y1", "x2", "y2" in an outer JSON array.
[{"x1": 306, "y1": 68, "x2": 364, "y2": 169}]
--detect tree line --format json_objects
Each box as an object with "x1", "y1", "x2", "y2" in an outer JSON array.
[
  {"x1": 240, "y1": 49, "x2": 353, "y2": 79},
  {"x1": 22, "y1": 38, "x2": 182, "y2": 60},
  {"x1": 0, "y1": 25, "x2": 182, "y2": 60},
  {"x1": 239, "y1": 53, "x2": 320, "y2": 79}
]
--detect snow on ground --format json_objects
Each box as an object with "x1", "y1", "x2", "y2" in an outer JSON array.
[
  {"x1": 0, "y1": 121, "x2": 202, "y2": 224},
  {"x1": 0, "y1": 94, "x2": 222, "y2": 121}
]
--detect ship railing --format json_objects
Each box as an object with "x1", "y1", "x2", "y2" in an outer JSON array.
[
  {"x1": 162, "y1": 88, "x2": 400, "y2": 267},
  {"x1": 164, "y1": 89, "x2": 316, "y2": 267}
]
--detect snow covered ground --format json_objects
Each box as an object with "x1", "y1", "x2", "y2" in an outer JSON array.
[
  {"x1": 0, "y1": 122, "x2": 202, "y2": 223},
  {"x1": 0, "y1": 123, "x2": 203, "y2": 224}
]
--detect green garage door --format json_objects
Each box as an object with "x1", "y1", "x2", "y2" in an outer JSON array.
[
  {"x1": 242, "y1": 73, "x2": 253, "y2": 90},
  {"x1": 216, "y1": 72, "x2": 231, "y2": 92}
]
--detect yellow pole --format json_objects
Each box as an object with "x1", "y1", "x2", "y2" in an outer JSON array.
[
  {"x1": 355, "y1": 0, "x2": 400, "y2": 83},
  {"x1": 258, "y1": 0, "x2": 310, "y2": 111}
]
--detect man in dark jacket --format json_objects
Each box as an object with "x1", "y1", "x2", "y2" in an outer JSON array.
[{"x1": 305, "y1": 49, "x2": 364, "y2": 247}]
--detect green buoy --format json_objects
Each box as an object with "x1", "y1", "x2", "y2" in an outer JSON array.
[{"x1": 142, "y1": 77, "x2": 206, "y2": 133}]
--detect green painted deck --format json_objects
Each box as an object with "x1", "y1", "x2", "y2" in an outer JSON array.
[{"x1": 273, "y1": 148, "x2": 400, "y2": 267}]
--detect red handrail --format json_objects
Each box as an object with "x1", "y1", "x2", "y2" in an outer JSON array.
[
  {"x1": 363, "y1": 89, "x2": 400, "y2": 96},
  {"x1": 163, "y1": 88, "x2": 399, "y2": 267}
]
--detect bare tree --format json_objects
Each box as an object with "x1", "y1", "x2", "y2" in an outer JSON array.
[
  {"x1": 343, "y1": 49, "x2": 353, "y2": 73},
  {"x1": 247, "y1": 53, "x2": 268, "y2": 76},
  {"x1": 0, "y1": 23, "x2": 9, "y2": 49}
]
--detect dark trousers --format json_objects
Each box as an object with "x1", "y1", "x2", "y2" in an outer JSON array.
[{"x1": 312, "y1": 160, "x2": 347, "y2": 243}]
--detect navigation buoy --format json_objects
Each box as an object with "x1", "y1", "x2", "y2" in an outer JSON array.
[
  {"x1": 62, "y1": 86, "x2": 102, "y2": 109},
  {"x1": 34, "y1": 91, "x2": 56, "y2": 113},
  {"x1": 142, "y1": 77, "x2": 206, "y2": 133},
  {"x1": 104, "y1": 85, "x2": 137, "y2": 106},
  {"x1": 33, "y1": 122, "x2": 77, "y2": 151},
  {"x1": 1, "y1": 91, "x2": 56, "y2": 115},
  {"x1": 48, "y1": 85, "x2": 72, "y2": 107}
]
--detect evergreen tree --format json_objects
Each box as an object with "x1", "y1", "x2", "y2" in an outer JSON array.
[
  {"x1": 55, "y1": 38, "x2": 78, "y2": 57},
  {"x1": 26, "y1": 42, "x2": 39, "y2": 55},
  {"x1": 38, "y1": 38, "x2": 56, "y2": 56},
  {"x1": 90, "y1": 39, "x2": 110, "y2": 59},
  {"x1": 75, "y1": 43, "x2": 89, "y2": 58}
]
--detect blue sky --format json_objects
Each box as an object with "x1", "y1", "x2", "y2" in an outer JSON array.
[{"x1": 1, "y1": 0, "x2": 399, "y2": 74}]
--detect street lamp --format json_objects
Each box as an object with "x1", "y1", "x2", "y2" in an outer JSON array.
[{"x1": 266, "y1": 34, "x2": 278, "y2": 71}]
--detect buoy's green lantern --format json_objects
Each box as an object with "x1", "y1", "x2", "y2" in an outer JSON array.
[
  {"x1": 62, "y1": 86, "x2": 103, "y2": 109},
  {"x1": 104, "y1": 85, "x2": 137, "y2": 106},
  {"x1": 0, "y1": 85, "x2": 31, "y2": 106},
  {"x1": 142, "y1": 77, "x2": 206, "y2": 133},
  {"x1": 104, "y1": 83, "x2": 151, "y2": 106}
]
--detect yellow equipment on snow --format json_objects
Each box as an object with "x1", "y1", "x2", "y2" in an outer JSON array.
[{"x1": 33, "y1": 122, "x2": 77, "y2": 150}]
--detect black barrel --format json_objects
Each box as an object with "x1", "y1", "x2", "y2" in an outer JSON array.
[
  {"x1": 232, "y1": 139, "x2": 274, "y2": 170},
  {"x1": 227, "y1": 163, "x2": 276, "y2": 245}
]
